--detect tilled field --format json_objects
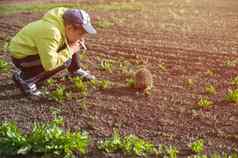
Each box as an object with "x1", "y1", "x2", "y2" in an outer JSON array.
[{"x1": 0, "y1": 0, "x2": 238, "y2": 157}]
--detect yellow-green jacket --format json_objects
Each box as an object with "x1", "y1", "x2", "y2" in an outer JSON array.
[{"x1": 8, "y1": 7, "x2": 73, "y2": 71}]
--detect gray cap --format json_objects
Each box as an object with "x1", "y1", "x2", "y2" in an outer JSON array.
[{"x1": 65, "y1": 9, "x2": 96, "y2": 34}]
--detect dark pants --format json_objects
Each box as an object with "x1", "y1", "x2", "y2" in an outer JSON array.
[{"x1": 11, "y1": 53, "x2": 80, "y2": 84}]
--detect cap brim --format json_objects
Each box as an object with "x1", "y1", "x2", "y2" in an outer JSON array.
[{"x1": 82, "y1": 23, "x2": 96, "y2": 34}]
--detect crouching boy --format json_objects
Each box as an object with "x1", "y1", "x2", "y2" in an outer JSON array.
[{"x1": 8, "y1": 7, "x2": 96, "y2": 96}]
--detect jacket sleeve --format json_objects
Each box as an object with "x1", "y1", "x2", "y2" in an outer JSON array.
[{"x1": 36, "y1": 28, "x2": 73, "y2": 71}]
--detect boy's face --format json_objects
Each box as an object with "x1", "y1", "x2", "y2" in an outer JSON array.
[{"x1": 65, "y1": 24, "x2": 87, "y2": 44}]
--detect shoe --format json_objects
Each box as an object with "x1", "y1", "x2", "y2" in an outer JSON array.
[
  {"x1": 12, "y1": 72, "x2": 42, "y2": 96},
  {"x1": 68, "y1": 68, "x2": 96, "y2": 81}
]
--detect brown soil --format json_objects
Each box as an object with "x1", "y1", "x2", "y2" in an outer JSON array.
[{"x1": 0, "y1": 0, "x2": 238, "y2": 157}]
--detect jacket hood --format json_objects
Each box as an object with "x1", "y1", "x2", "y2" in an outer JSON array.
[{"x1": 42, "y1": 7, "x2": 68, "y2": 38}]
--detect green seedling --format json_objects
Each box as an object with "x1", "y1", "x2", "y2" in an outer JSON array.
[
  {"x1": 97, "y1": 80, "x2": 111, "y2": 90},
  {"x1": 99, "y1": 59, "x2": 113, "y2": 73},
  {"x1": 0, "y1": 112, "x2": 90, "y2": 157},
  {"x1": 49, "y1": 85, "x2": 68, "y2": 102},
  {"x1": 89, "y1": 79, "x2": 111, "y2": 90},
  {"x1": 206, "y1": 69, "x2": 214, "y2": 76},
  {"x1": 224, "y1": 60, "x2": 238, "y2": 68},
  {"x1": 0, "y1": 122, "x2": 29, "y2": 156},
  {"x1": 127, "y1": 78, "x2": 136, "y2": 88},
  {"x1": 186, "y1": 78, "x2": 194, "y2": 88},
  {"x1": 98, "y1": 130, "x2": 157, "y2": 157},
  {"x1": 205, "y1": 84, "x2": 216, "y2": 95},
  {"x1": 97, "y1": 129, "x2": 122, "y2": 153},
  {"x1": 159, "y1": 63, "x2": 167, "y2": 72},
  {"x1": 198, "y1": 97, "x2": 213, "y2": 108},
  {"x1": 231, "y1": 76, "x2": 238, "y2": 86},
  {"x1": 46, "y1": 78, "x2": 56, "y2": 86},
  {"x1": 119, "y1": 60, "x2": 134, "y2": 77},
  {"x1": 95, "y1": 20, "x2": 114, "y2": 29},
  {"x1": 225, "y1": 89, "x2": 238, "y2": 104},
  {"x1": 189, "y1": 139, "x2": 204, "y2": 153},
  {"x1": 0, "y1": 58, "x2": 10, "y2": 72},
  {"x1": 122, "y1": 134, "x2": 157, "y2": 157},
  {"x1": 72, "y1": 77, "x2": 88, "y2": 96},
  {"x1": 166, "y1": 146, "x2": 178, "y2": 158}
]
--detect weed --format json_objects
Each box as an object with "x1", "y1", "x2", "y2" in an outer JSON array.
[
  {"x1": 97, "y1": 129, "x2": 122, "y2": 153},
  {"x1": 123, "y1": 134, "x2": 157, "y2": 156},
  {"x1": 206, "y1": 69, "x2": 214, "y2": 76},
  {"x1": 189, "y1": 139, "x2": 204, "y2": 153},
  {"x1": 89, "y1": 79, "x2": 111, "y2": 90},
  {"x1": 224, "y1": 59, "x2": 238, "y2": 68},
  {"x1": 166, "y1": 146, "x2": 178, "y2": 158},
  {"x1": 205, "y1": 84, "x2": 216, "y2": 95},
  {"x1": 127, "y1": 78, "x2": 136, "y2": 88},
  {"x1": 97, "y1": 80, "x2": 111, "y2": 90},
  {"x1": 198, "y1": 97, "x2": 213, "y2": 108},
  {"x1": 98, "y1": 59, "x2": 113, "y2": 73},
  {"x1": 186, "y1": 78, "x2": 194, "y2": 88},
  {"x1": 231, "y1": 76, "x2": 238, "y2": 86},
  {"x1": 46, "y1": 78, "x2": 56, "y2": 86},
  {"x1": 225, "y1": 89, "x2": 238, "y2": 104},
  {"x1": 71, "y1": 77, "x2": 88, "y2": 96},
  {"x1": 0, "y1": 58, "x2": 10, "y2": 72},
  {"x1": 0, "y1": 113, "x2": 90, "y2": 157},
  {"x1": 157, "y1": 144, "x2": 178, "y2": 158},
  {"x1": 49, "y1": 85, "x2": 68, "y2": 102},
  {"x1": 159, "y1": 63, "x2": 167, "y2": 71},
  {"x1": 0, "y1": 122, "x2": 29, "y2": 156},
  {"x1": 95, "y1": 20, "x2": 114, "y2": 29},
  {"x1": 98, "y1": 129, "x2": 157, "y2": 157}
]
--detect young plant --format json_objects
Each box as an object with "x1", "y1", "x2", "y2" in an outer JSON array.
[
  {"x1": 0, "y1": 122, "x2": 29, "y2": 156},
  {"x1": 205, "y1": 84, "x2": 216, "y2": 95},
  {"x1": 186, "y1": 78, "x2": 194, "y2": 88},
  {"x1": 72, "y1": 77, "x2": 88, "y2": 96},
  {"x1": 49, "y1": 85, "x2": 68, "y2": 102},
  {"x1": 28, "y1": 112, "x2": 90, "y2": 157},
  {"x1": 127, "y1": 78, "x2": 136, "y2": 88},
  {"x1": 99, "y1": 59, "x2": 113, "y2": 73},
  {"x1": 166, "y1": 146, "x2": 178, "y2": 158},
  {"x1": 97, "y1": 80, "x2": 111, "y2": 90},
  {"x1": 122, "y1": 134, "x2": 157, "y2": 157},
  {"x1": 46, "y1": 78, "x2": 56, "y2": 86},
  {"x1": 189, "y1": 139, "x2": 204, "y2": 153},
  {"x1": 231, "y1": 76, "x2": 238, "y2": 86},
  {"x1": 225, "y1": 89, "x2": 238, "y2": 104},
  {"x1": 97, "y1": 129, "x2": 122, "y2": 153},
  {"x1": 159, "y1": 63, "x2": 167, "y2": 72},
  {"x1": 205, "y1": 69, "x2": 214, "y2": 76},
  {"x1": 197, "y1": 97, "x2": 213, "y2": 108},
  {"x1": 98, "y1": 131, "x2": 157, "y2": 157},
  {"x1": 224, "y1": 59, "x2": 238, "y2": 68},
  {"x1": 0, "y1": 58, "x2": 10, "y2": 72}
]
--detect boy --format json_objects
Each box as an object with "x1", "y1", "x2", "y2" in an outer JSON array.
[{"x1": 8, "y1": 7, "x2": 96, "y2": 96}]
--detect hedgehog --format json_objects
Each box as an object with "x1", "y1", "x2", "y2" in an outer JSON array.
[{"x1": 134, "y1": 67, "x2": 153, "y2": 95}]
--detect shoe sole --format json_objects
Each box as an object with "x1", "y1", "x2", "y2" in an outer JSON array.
[{"x1": 12, "y1": 74, "x2": 41, "y2": 96}]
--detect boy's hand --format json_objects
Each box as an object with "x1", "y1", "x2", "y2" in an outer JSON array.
[{"x1": 69, "y1": 41, "x2": 80, "y2": 54}]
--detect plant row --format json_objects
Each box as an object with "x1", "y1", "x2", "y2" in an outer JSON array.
[{"x1": 0, "y1": 112, "x2": 237, "y2": 158}]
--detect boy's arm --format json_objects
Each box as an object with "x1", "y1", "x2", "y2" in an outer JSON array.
[{"x1": 36, "y1": 31, "x2": 74, "y2": 71}]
